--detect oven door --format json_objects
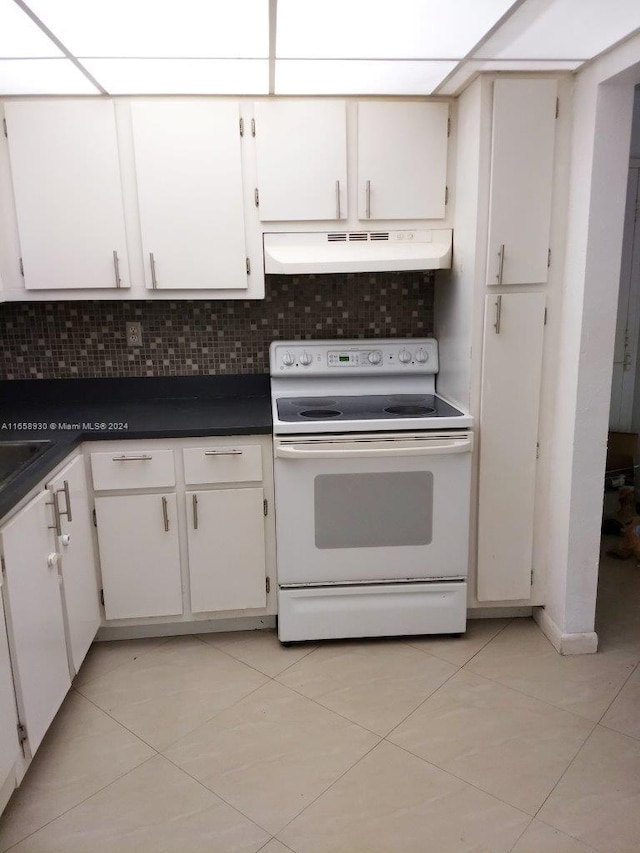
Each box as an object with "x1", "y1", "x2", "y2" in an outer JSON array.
[{"x1": 273, "y1": 431, "x2": 472, "y2": 585}]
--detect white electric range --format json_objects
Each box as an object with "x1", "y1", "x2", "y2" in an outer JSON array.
[{"x1": 270, "y1": 338, "x2": 473, "y2": 643}]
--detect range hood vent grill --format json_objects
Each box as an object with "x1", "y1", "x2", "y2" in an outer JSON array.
[{"x1": 264, "y1": 230, "x2": 453, "y2": 275}]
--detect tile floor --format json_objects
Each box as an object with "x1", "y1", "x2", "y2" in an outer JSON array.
[{"x1": 1, "y1": 539, "x2": 639, "y2": 852}]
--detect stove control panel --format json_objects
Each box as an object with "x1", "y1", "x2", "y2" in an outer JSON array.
[{"x1": 270, "y1": 338, "x2": 439, "y2": 376}]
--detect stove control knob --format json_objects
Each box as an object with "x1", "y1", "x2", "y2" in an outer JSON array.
[
  {"x1": 300, "y1": 351, "x2": 312, "y2": 366},
  {"x1": 398, "y1": 348, "x2": 412, "y2": 364},
  {"x1": 415, "y1": 348, "x2": 429, "y2": 364},
  {"x1": 368, "y1": 351, "x2": 382, "y2": 365},
  {"x1": 282, "y1": 351, "x2": 295, "y2": 367}
]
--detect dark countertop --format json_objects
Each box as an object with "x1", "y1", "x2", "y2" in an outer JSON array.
[{"x1": 0, "y1": 375, "x2": 272, "y2": 521}]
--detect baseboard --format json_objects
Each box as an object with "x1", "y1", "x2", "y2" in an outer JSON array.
[
  {"x1": 533, "y1": 607, "x2": 598, "y2": 655},
  {"x1": 96, "y1": 615, "x2": 276, "y2": 641},
  {"x1": 468, "y1": 606, "x2": 533, "y2": 619}
]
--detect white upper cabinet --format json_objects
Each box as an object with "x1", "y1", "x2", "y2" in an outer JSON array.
[
  {"x1": 357, "y1": 101, "x2": 449, "y2": 220},
  {"x1": 131, "y1": 100, "x2": 249, "y2": 291},
  {"x1": 4, "y1": 100, "x2": 129, "y2": 291},
  {"x1": 485, "y1": 79, "x2": 558, "y2": 285},
  {"x1": 254, "y1": 100, "x2": 347, "y2": 221}
]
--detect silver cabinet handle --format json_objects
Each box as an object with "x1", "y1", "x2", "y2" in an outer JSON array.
[
  {"x1": 46, "y1": 491, "x2": 62, "y2": 536},
  {"x1": 113, "y1": 250, "x2": 122, "y2": 288},
  {"x1": 494, "y1": 295, "x2": 502, "y2": 334},
  {"x1": 204, "y1": 449, "x2": 243, "y2": 456},
  {"x1": 496, "y1": 244, "x2": 505, "y2": 284},
  {"x1": 335, "y1": 180, "x2": 341, "y2": 219},
  {"x1": 149, "y1": 252, "x2": 158, "y2": 289},
  {"x1": 365, "y1": 180, "x2": 371, "y2": 219},
  {"x1": 192, "y1": 494, "x2": 198, "y2": 530},
  {"x1": 162, "y1": 496, "x2": 169, "y2": 532},
  {"x1": 56, "y1": 479, "x2": 72, "y2": 523},
  {"x1": 112, "y1": 454, "x2": 153, "y2": 461}
]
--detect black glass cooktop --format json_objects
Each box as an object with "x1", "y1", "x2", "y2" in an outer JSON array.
[{"x1": 276, "y1": 394, "x2": 465, "y2": 422}]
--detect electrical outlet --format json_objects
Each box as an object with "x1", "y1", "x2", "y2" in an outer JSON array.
[{"x1": 126, "y1": 322, "x2": 142, "y2": 347}]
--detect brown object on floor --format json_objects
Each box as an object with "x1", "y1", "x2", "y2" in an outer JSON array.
[{"x1": 607, "y1": 514, "x2": 640, "y2": 563}]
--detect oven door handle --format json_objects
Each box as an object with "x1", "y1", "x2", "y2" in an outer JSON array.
[{"x1": 275, "y1": 437, "x2": 472, "y2": 459}]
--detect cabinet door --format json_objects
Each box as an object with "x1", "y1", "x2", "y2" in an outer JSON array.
[
  {"x1": 131, "y1": 100, "x2": 248, "y2": 291},
  {"x1": 1, "y1": 491, "x2": 71, "y2": 755},
  {"x1": 357, "y1": 101, "x2": 449, "y2": 220},
  {"x1": 48, "y1": 456, "x2": 100, "y2": 675},
  {"x1": 187, "y1": 488, "x2": 266, "y2": 613},
  {"x1": 477, "y1": 293, "x2": 546, "y2": 601},
  {"x1": 95, "y1": 494, "x2": 182, "y2": 620},
  {"x1": 254, "y1": 101, "x2": 347, "y2": 221},
  {"x1": 4, "y1": 100, "x2": 129, "y2": 291},
  {"x1": 0, "y1": 583, "x2": 20, "y2": 811},
  {"x1": 485, "y1": 79, "x2": 557, "y2": 285}
]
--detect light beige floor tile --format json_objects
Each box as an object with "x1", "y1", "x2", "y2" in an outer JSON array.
[
  {"x1": 538, "y1": 725, "x2": 640, "y2": 853},
  {"x1": 278, "y1": 740, "x2": 529, "y2": 853},
  {"x1": 388, "y1": 669, "x2": 593, "y2": 814},
  {"x1": 258, "y1": 841, "x2": 294, "y2": 853},
  {"x1": 511, "y1": 820, "x2": 599, "y2": 852},
  {"x1": 601, "y1": 665, "x2": 640, "y2": 739},
  {"x1": 73, "y1": 637, "x2": 171, "y2": 689},
  {"x1": 199, "y1": 629, "x2": 317, "y2": 677},
  {"x1": 77, "y1": 636, "x2": 267, "y2": 749},
  {"x1": 466, "y1": 618, "x2": 637, "y2": 721},
  {"x1": 404, "y1": 618, "x2": 512, "y2": 666},
  {"x1": 0, "y1": 690, "x2": 154, "y2": 852},
  {"x1": 276, "y1": 639, "x2": 456, "y2": 735},
  {"x1": 165, "y1": 680, "x2": 379, "y2": 834},
  {"x1": 6, "y1": 755, "x2": 269, "y2": 853}
]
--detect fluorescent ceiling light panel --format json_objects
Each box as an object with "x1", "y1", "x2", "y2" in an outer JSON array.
[
  {"x1": 0, "y1": 59, "x2": 99, "y2": 94},
  {"x1": 277, "y1": 0, "x2": 518, "y2": 59},
  {"x1": 476, "y1": 0, "x2": 640, "y2": 60},
  {"x1": 81, "y1": 59, "x2": 268, "y2": 94},
  {"x1": 275, "y1": 60, "x2": 457, "y2": 95},
  {"x1": 24, "y1": 0, "x2": 269, "y2": 57},
  {"x1": 0, "y1": 0, "x2": 62, "y2": 57}
]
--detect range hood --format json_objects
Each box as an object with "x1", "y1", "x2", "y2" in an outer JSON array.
[{"x1": 263, "y1": 229, "x2": 452, "y2": 275}]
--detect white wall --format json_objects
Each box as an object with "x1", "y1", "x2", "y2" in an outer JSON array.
[{"x1": 545, "y1": 37, "x2": 640, "y2": 638}]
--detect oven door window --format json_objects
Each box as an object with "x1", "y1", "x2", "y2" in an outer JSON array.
[{"x1": 314, "y1": 471, "x2": 433, "y2": 549}]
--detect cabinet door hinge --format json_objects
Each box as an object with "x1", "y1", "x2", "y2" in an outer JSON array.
[
  {"x1": 254, "y1": 188, "x2": 259, "y2": 207},
  {"x1": 444, "y1": 186, "x2": 449, "y2": 205},
  {"x1": 19, "y1": 258, "x2": 24, "y2": 277},
  {"x1": 263, "y1": 498, "x2": 268, "y2": 516},
  {"x1": 0, "y1": 554, "x2": 5, "y2": 575},
  {"x1": 246, "y1": 257, "x2": 251, "y2": 275},
  {"x1": 100, "y1": 588, "x2": 104, "y2": 606},
  {"x1": 17, "y1": 721, "x2": 28, "y2": 749},
  {"x1": 536, "y1": 442, "x2": 540, "y2": 459},
  {"x1": 251, "y1": 117, "x2": 256, "y2": 137},
  {"x1": 555, "y1": 97, "x2": 560, "y2": 119},
  {"x1": 266, "y1": 576, "x2": 271, "y2": 594},
  {"x1": 92, "y1": 507, "x2": 97, "y2": 527},
  {"x1": 544, "y1": 307, "x2": 548, "y2": 325},
  {"x1": 2, "y1": 118, "x2": 7, "y2": 138},
  {"x1": 447, "y1": 116, "x2": 451, "y2": 137},
  {"x1": 239, "y1": 117, "x2": 244, "y2": 137},
  {"x1": 530, "y1": 568, "x2": 534, "y2": 585},
  {"x1": 547, "y1": 248, "x2": 551, "y2": 268}
]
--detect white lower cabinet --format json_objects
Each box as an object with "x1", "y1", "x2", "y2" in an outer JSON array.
[
  {"x1": 47, "y1": 456, "x2": 100, "y2": 675},
  {"x1": 95, "y1": 493, "x2": 182, "y2": 620},
  {"x1": 0, "y1": 491, "x2": 71, "y2": 757},
  {"x1": 0, "y1": 581, "x2": 20, "y2": 811},
  {"x1": 187, "y1": 487, "x2": 267, "y2": 613}
]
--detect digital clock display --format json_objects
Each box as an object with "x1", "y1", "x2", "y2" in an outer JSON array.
[{"x1": 339, "y1": 356, "x2": 350, "y2": 362}]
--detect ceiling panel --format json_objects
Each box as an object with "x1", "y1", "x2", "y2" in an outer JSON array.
[
  {"x1": 0, "y1": 0, "x2": 61, "y2": 57},
  {"x1": 277, "y1": 0, "x2": 519, "y2": 59},
  {"x1": 81, "y1": 59, "x2": 269, "y2": 95},
  {"x1": 275, "y1": 60, "x2": 457, "y2": 95},
  {"x1": 24, "y1": 0, "x2": 269, "y2": 57},
  {"x1": 476, "y1": 0, "x2": 640, "y2": 60},
  {"x1": 0, "y1": 59, "x2": 99, "y2": 94}
]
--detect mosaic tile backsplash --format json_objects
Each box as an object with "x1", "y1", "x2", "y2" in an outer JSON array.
[{"x1": 0, "y1": 272, "x2": 435, "y2": 380}]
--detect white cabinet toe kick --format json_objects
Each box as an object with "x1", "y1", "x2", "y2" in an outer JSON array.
[{"x1": 277, "y1": 580, "x2": 466, "y2": 643}]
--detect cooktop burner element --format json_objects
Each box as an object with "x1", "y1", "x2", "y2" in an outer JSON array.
[
  {"x1": 384, "y1": 405, "x2": 437, "y2": 416},
  {"x1": 300, "y1": 409, "x2": 342, "y2": 419}
]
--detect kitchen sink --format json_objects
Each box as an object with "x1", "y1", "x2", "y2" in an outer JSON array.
[{"x1": 0, "y1": 440, "x2": 52, "y2": 489}]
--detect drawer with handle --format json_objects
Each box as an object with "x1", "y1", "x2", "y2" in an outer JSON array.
[
  {"x1": 90, "y1": 449, "x2": 175, "y2": 491},
  {"x1": 183, "y1": 444, "x2": 263, "y2": 485}
]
